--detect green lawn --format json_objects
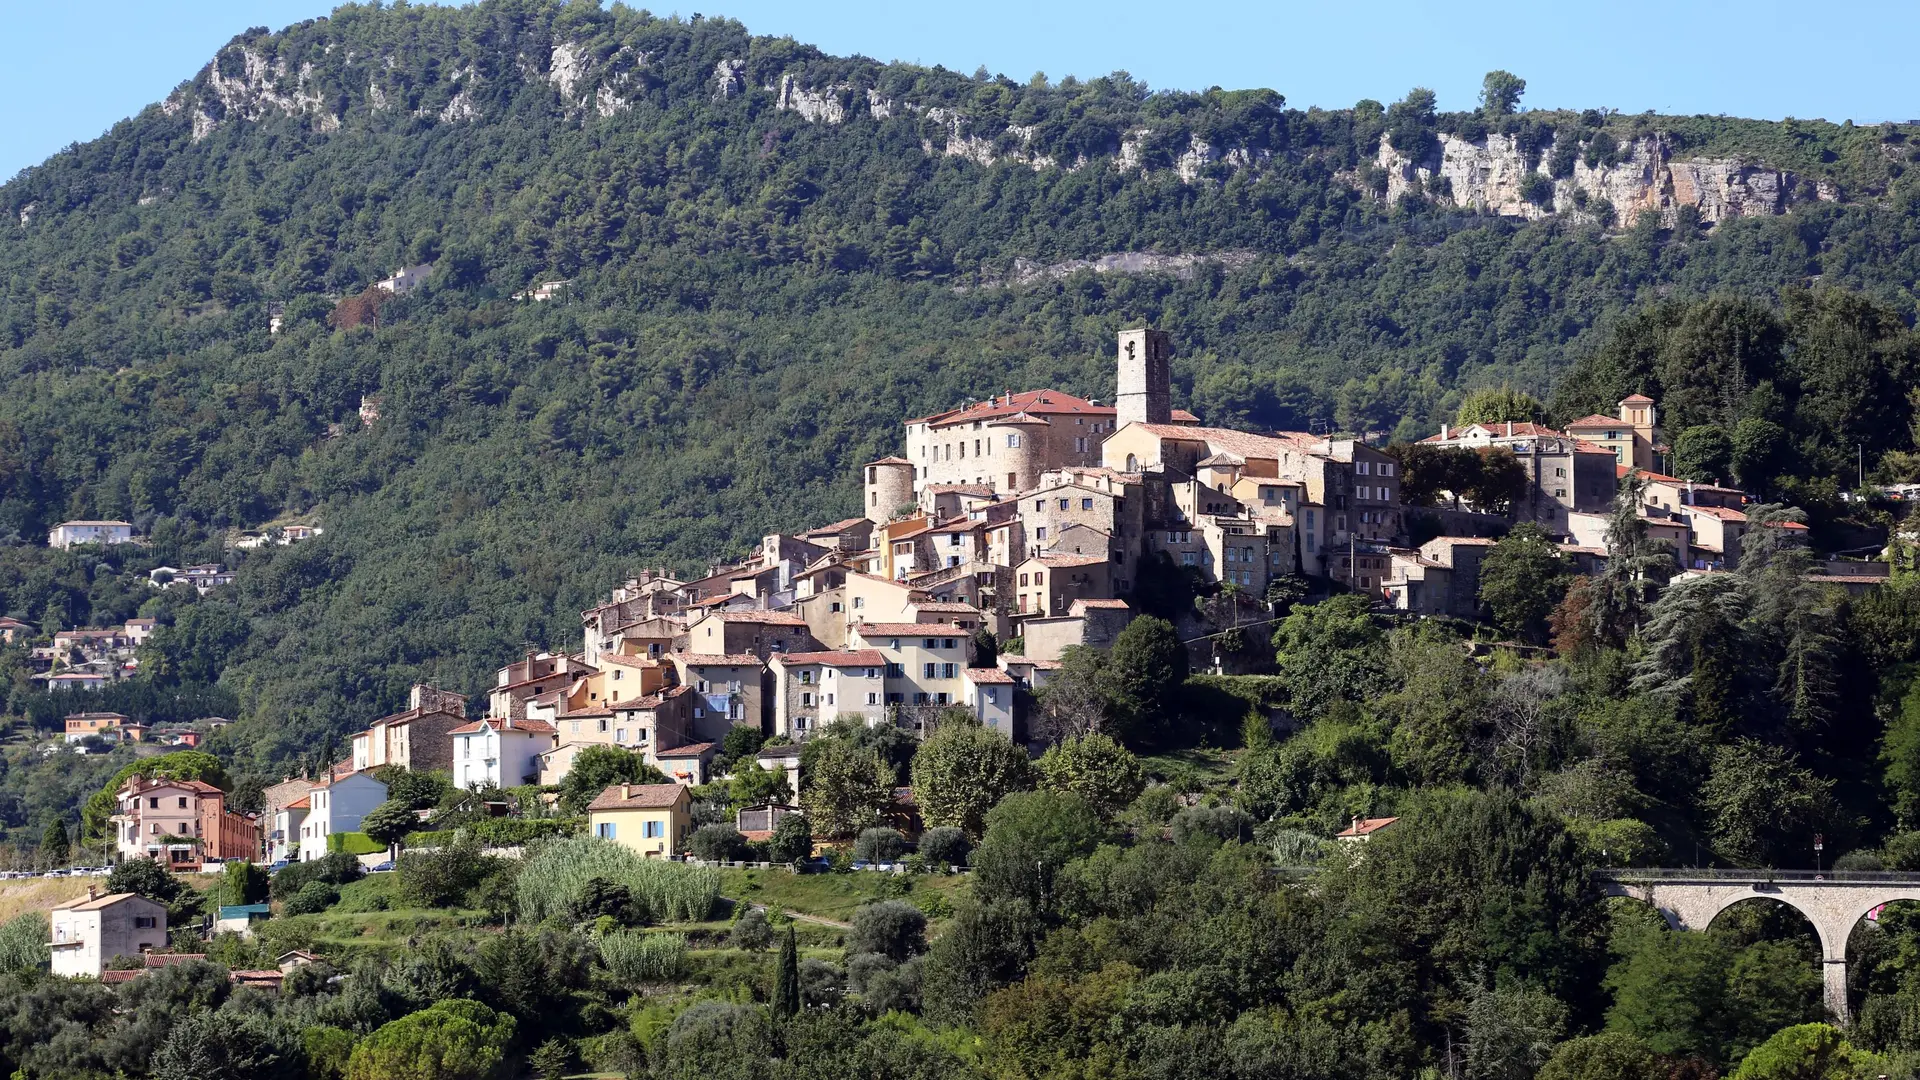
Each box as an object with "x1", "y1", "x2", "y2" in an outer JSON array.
[
  {"x1": 717, "y1": 867, "x2": 969, "y2": 926},
  {"x1": 1138, "y1": 746, "x2": 1240, "y2": 787}
]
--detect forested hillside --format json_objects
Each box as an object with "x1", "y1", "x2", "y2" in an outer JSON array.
[{"x1": 4, "y1": 0, "x2": 1920, "y2": 777}]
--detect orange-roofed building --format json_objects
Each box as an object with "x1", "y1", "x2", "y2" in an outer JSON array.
[{"x1": 587, "y1": 783, "x2": 692, "y2": 858}]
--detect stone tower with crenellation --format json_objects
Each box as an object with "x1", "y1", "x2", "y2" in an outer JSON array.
[{"x1": 1115, "y1": 327, "x2": 1171, "y2": 429}]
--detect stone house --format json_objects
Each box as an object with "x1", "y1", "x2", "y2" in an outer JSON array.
[
  {"x1": 50, "y1": 892, "x2": 167, "y2": 978},
  {"x1": 769, "y1": 650, "x2": 888, "y2": 737}
]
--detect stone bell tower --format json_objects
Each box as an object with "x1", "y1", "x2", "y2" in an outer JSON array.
[{"x1": 1115, "y1": 327, "x2": 1172, "y2": 429}]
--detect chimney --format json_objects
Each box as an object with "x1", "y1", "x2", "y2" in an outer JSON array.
[
  {"x1": 1440, "y1": 423, "x2": 1449, "y2": 440},
  {"x1": 621, "y1": 784, "x2": 632, "y2": 800},
  {"x1": 87, "y1": 885, "x2": 97, "y2": 901},
  {"x1": 1505, "y1": 421, "x2": 1513, "y2": 437}
]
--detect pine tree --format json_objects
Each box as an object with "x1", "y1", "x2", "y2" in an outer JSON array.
[{"x1": 772, "y1": 926, "x2": 800, "y2": 1017}]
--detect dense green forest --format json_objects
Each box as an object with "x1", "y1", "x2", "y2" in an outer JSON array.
[{"x1": 2, "y1": 2, "x2": 1920, "y2": 795}]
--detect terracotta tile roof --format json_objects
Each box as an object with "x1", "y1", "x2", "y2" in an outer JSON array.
[
  {"x1": 1336, "y1": 816, "x2": 1399, "y2": 838},
  {"x1": 1033, "y1": 554, "x2": 1108, "y2": 568},
  {"x1": 852, "y1": 622, "x2": 966, "y2": 638},
  {"x1": 1127, "y1": 423, "x2": 1309, "y2": 461},
  {"x1": 56, "y1": 892, "x2": 156, "y2": 912},
  {"x1": 912, "y1": 602, "x2": 982, "y2": 614},
  {"x1": 806, "y1": 517, "x2": 869, "y2": 535},
  {"x1": 1563, "y1": 414, "x2": 1625, "y2": 428},
  {"x1": 676, "y1": 653, "x2": 766, "y2": 667},
  {"x1": 587, "y1": 783, "x2": 687, "y2": 811},
  {"x1": 984, "y1": 410, "x2": 1051, "y2": 427},
  {"x1": 596, "y1": 652, "x2": 659, "y2": 669},
  {"x1": 655, "y1": 742, "x2": 715, "y2": 758},
  {"x1": 907, "y1": 389, "x2": 1115, "y2": 426},
  {"x1": 285, "y1": 796, "x2": 310, "y2": 810},
  {"x1": 923, "y1": 483, "x2": 994, "y2": 496},
  {"x1": 451, "y1": 717, "x2": 558, "y2": 735},
  {"x1": 705, "y1": 610, "x2": 807, "y2": 625},
  {"x1": 1171, "y1": 409, "x2": 1200, "y2": 422},
  {"x1": 1074, "y1": 599, "x2": 1131, "y2": 609},
  {"x1": 775, "y1": 650, "x2": 886, "y2": 667},
  {"x1": 1681, "y1": 504, "x2": 1748, "y2": 522},
  {"x1": 964, "y1": 667, "x2": 1015, "y2": 684},
  {"x1": 1621, "y1": 393, "x2": 1655, "y2": 404},
  {"x1": 864, "y1": 456, "x2": 913, "y2": 466}
]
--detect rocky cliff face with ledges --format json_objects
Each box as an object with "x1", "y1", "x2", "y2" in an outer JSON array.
[{"x1": 1377, "y1": 132, "x2": 1840, "y2": 226}]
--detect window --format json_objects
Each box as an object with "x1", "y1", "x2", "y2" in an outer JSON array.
[
  {"x1": 852, "y1": 596, "x2": 865, "y2": 609},
  {"x1": 802, "y1": 693, "x2": 814, "y2": 707},
  {"x1": 1081, "y1": 497, "x2": 1094, "y2": 510},
  {"x1": 864, "y1": 667, "x2": 877, "y2": 678},
  {"x1": 1006, "y1": 433, "x2": 1021, "y2": 448},
  {"x1": 941, "y1": 663, "x2": 958, "y2": 679},
  {"x1": 924, "y1": 662, "x2": 938, "y2": 679},
  {"x1": 1059, "y1": 498, "x2": 1069, "y2": 510},
  {"x1": 830, "y1": 601, "x2": 843, "y2": 613},
  {"x1": 1182, "y1": 551, "x2": 1198, "y2": 566},
  {"x1": 1555, "y1": 467, "x2": 1566, "y2": 477},
  {"x1": 886, "y1": 662, "x2": 904, "y2": 677},
  {"x1": 924, "y1": 637, "x2": 938, "y2": 648},
  {"x1": 135, "y1": 916, "x2": 157, "y2": 929},
  {"x1": 800, "y1": 670, "x2": 813, "y2": 684},
  {"x1": 1034, "y1": 499, "x2": 1045, "y2": 512},
  {"x1": 1036, "y1": 527, "x2": 1048, "y2": 540},
  {"x1": 867, "y1": 692, "x2": 879, "y2": 705},
  {"x1": 826, "y1": 693, "x2": 835, "y2": 705},
  {"x1": 615, "y1": 729, "x2": 626, "y2": 743},
  {"x1": 148, "y1": 797, "x2": 158, "y2": 809},
  {"x1": 598, "y1": 717, "x2": 609, "y2": 733},
  {"x1": 177, "y1": 797, "x2": 188, "y2": 809},
  {"x1": 645, "y1": 821, "x2": 664, "y2": 839},
  {"x1": 1019, "y1": 573, "x2": 1029, "y2": 586},
  {"x1": 1357, "y1": 460, "x2": 1371, "y2": 475},
  {"x1": 936, "y1": 692, "x2": 950, "y2": 705},
  {"x1": 1380, "y1": 462, "x2": 1395, "y2": 477},
  {"x1": 694, "y1": 707, "x2": 706, "y2": 719}
]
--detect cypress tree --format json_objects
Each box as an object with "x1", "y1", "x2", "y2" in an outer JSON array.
[{"x1": 772, "y1": 926, "x2": 800, "y2": 1017}]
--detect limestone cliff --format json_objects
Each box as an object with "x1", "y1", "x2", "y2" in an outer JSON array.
[
  {"x1": 159, "y1": 28, "x2": 1856, "y2": 231},
  {"x1": 1376, "y1": 131, "x2": 1840, "y2": 227}
]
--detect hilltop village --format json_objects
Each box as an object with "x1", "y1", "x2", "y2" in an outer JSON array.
[{"x1": 124, "y1": 323, "x2": 1838, "y2": 822}]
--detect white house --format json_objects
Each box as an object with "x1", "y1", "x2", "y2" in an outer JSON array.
[
  {"x1": 374, "y1": 263, "x2": 433, "y2": 295},
  {"x1": 450, "y1": 716, "x2": 557, "y2": 790},
  {"x1": 48, "y1": 521, "x2": 135, "y2": 550},
  {"x1": 49, "y1": 891, "x2": 166, "y2": 978},
  {"x1": 297, "y1": 771, "x2": 388, "y2": 862},
  {"x1": 962, "y1": 668, "x2": 1018, "y2": 739},
  {"x1": 271, "y1": 798, "x2": 309, "y2": 863}
]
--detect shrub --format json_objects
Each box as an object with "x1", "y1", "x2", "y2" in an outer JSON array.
[
  {"x1": 517, "y1": 836, "x2": 719, "y2": 924},
  {"x1": 730, "y1": 906, "x2": 773, "y2": 951},
  {"x1": 271, "y1": 852, "x2": 363, "y2": 901},
  {"x1": 1170, "y1": 805, "x2": 1253, "y2": 846},
  {"x1": 853, "y1": 827, "x2": 908, "y2": 863},
  {"x1": 598, "y1": 930, "x2": 688, "y2": 987},
  {"x1": 917, "y1": 826, "x2": 970, "y2": 866},
  {"x1": 846, "y1": 899, "x2": 927, "y2": 963},
  {"x1": 689, "y1": 824, "x2": 747, "y2": 863},
  {"x1": 282, "y1": 881, "x2": 339, "y2": 916},
  {"x1": 345, "y1": 999, "x2": 515, "y2": 1080},
  {"x1": 768, "y1": 815, "x2": 813, "y2": 864},
  {"x1": 398, "y1": 836, "x2": 494, "y2": 909},
  {"x1": 402, "y1": 817, "x2": 581, "y2": 848},
  {"x1": 0, "y1": 912, "x2": 48, "y2": 974},
  {"x1": 571, "y1": 877, "x2": 642, "y2": 926}
]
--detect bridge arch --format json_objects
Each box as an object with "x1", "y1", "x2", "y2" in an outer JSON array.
[{"x1": 1599, "y1": 870, "x2": 1920, "y2": 1025}]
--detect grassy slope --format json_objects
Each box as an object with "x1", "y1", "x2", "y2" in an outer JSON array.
[{"x1": 718, "y1": 867, "x2": 970, "y2": 926}]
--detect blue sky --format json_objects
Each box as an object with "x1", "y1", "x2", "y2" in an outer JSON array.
[{"x1": 5, "y1": 0, "x2": 1916, "y2": 182}]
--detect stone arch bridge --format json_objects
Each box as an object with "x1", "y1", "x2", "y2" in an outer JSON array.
[{"x1": 1600, "y1": 869, "x2": 1920, "y2": 1024}]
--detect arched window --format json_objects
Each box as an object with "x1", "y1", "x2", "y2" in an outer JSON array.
[{"x1": 1125, "y1": 454, "x2": 1140, "y2": 472}]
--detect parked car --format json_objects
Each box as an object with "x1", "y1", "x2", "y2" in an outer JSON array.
[
  {"x1": 267, "y1": 859, "x2": 291, "y2": 874},
  {"x1": 368, "y1": 861, "x2": 395, "y2": 873}
]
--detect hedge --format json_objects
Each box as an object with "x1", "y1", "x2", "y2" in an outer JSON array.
[
  {"x1": 324, "y1": 832, "x2": 387, "y2": 856},
  {"x1": 402, "y1": 816, "x2": 584, "y2": 848}
]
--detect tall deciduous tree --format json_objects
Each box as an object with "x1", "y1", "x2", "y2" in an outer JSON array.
[
  {"x1": 1478, "y1": 522, "x2": 1571, "y2": 642},
  {"x1": 557, "y1": 746, "x2": 670, "y2": 815},
  {"x1": 1455, "y1": 385, "x2": 1544, "y2": 427},
  {"x1": 1035, "y1": 734, "x2": 1144, "y2": 822},
  {"x1": 800, "y1": 740, "x2": 894, "y2": 840},
  {"x1": 1106, "y1": 616, "x2": 1189, "y2": 747},
  {"x1": 911, "y1": 721, "x2": 1032, "y2": 839}
]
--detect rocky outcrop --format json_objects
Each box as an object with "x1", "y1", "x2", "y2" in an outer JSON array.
[
  {"x1": 774, "y1": 75, "x2": 849, "y2": 124},
  {"x1": 1377, "y1": 131, "x2": 1836, "y2": 227},
  {"x1": 974, "y1": 250, "x2": 1261, "y2": 289},
  {"x1": 713, "y1": 59, "x2": 745, "y2": 100},
  {"x1": 195, "y1": 47, "x2": 333, "y2": 140}
]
